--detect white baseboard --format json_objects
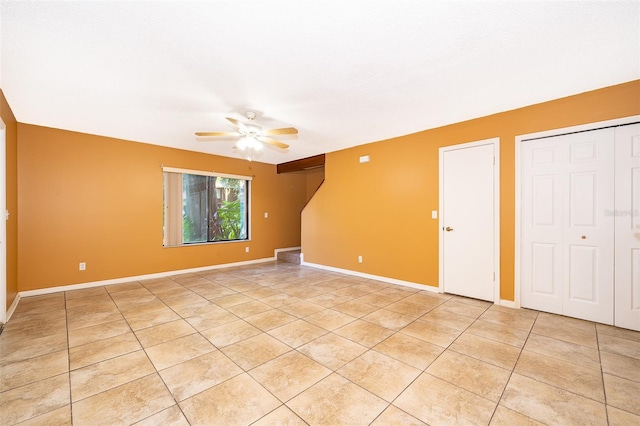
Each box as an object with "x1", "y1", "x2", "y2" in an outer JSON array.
[
  {"x1": 301, "y1": 261, "x2": 439, "y2": 293},
  {"x1": 499, "y1": 299, "x2": 520, "y2": 309},
  {"x1": 18, "y1": 256, "x2": 277, "y2": 299},
  {"x1": 274, "y1": 246, "x2": 301, "y2": 256},
  {"x1": 5, "y1": 293, "x2": 21, "y2": 323}
]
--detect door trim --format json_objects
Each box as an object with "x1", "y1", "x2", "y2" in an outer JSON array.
[
  {"x1": 514, "y1": 115, "x2": 640, "y2": 310},
  {"x1": 439, "y1": 137, "x2": 500, "y2": 303},
  {"x1": 0, "y1": 117, "x2": 5, "y2": 324}
]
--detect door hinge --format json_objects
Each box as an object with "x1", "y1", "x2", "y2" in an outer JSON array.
[{"x1": 493, "y1": 272, "x2": 496, "y2": 281}]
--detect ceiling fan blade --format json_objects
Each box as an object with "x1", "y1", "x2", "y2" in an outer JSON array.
[
  {"x1": 226, "y1": 117, "x2": 247, "y2": 132},
  {"x1": 195, "y1": 131, "x2": 241, "y2": 137},
  {"x1": 263, "y1": 127, "x2": 298, "y2": 136},
  {"x1": 257, "y1": 136, "x2": 289, "y2": 149}
]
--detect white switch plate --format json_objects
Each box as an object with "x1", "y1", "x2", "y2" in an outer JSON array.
[
  {"x1": 264, "y1": 212, "x2": 268, "y2": 218},
  {"x1": 359, "y1": 155, "x2": 370, "y2": 163},
  {"x1": 245, "y1": 247, "x2": 250, "y2": 253},
  {"x1": 432, "y1": 210, "x2": 438, "y2": 219},
  {"x1": 358, "y1": 255, "x2": 363, "y2": 263},
  {"x1": 79, "y1": 262, "x2": 86, "y2": 271}
]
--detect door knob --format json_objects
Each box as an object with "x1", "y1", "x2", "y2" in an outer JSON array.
[
  {"x1": 581, "y1": 235, "x2": 586, "y2": 239},
  {"x1": 445, "y1": 227, "x2": 453, "y2": 232}
]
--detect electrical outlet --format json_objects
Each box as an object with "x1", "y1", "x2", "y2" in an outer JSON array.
[
  {"x1": 358, "y1": 255, "x2": 363, "y2": 263},
  {"x1": 79, "y1": 262, "x2": 86, "y2": 271}
]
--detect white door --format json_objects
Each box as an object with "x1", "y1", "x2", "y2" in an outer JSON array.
[
  {"x1": 614, "y1": 123, "x2": 640, "y2": 331},
  {"x1": 440, "y1": 140, "x2": 497, "y2": 302},
  {"x1": 521, "y1": 129, "x2": 615, "y2": 324}
]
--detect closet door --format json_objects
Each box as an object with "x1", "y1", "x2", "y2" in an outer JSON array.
[
  {"x1": 521, "y1": 129, "x2": 615, "y2": 324},
  {"x1": 615, "y1": 124, "x2": 640, "y2": 331},
  {"x1": 562, "y1": 129, "x2": 615, "y2": 324}
]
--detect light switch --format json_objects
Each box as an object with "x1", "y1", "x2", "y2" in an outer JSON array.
[
  {"x1": 359, "y1": 155, "x2": 370, "y2": 163},
  {"x1": 432, "y1": 210, "x2": 438, "y2": 219}
]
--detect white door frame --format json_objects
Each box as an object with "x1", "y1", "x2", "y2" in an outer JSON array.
[
  {"x1": 514, "y1": 115, "x2": 640, "y2": 309},
  {"x1": 0, "y1": 117, "x2": 6, "y2": 324},
  {"x1": 439, "y1": 137, "x2": 501, "y2": 304}
]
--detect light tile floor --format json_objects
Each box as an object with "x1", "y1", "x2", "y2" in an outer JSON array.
[{"x1": 1, "y1": 262, "x2": 639, "y2": 425}]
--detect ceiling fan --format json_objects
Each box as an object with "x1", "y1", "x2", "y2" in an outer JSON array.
[{"x1": 195, "y1": 111, "x2": 298, "y2": 160}]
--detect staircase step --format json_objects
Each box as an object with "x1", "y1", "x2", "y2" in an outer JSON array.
[{"x1": 277, "y1": 249, "x2": 301, "y2": 265}]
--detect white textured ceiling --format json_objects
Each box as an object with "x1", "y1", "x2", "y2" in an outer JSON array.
[{"x1": 1, "y1": 1, "x2": 639, "y2": 164}]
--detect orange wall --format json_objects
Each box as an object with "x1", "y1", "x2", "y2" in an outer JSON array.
[
  {"x1": 17, "y1": 124, "x2": 308, "y2": 291},
  {"x1": 302, "y1": 80, "x2": 640, "y2": 301},
  {"x1": 1, "y1": 90, "x2": 18, "y2": 310},
  {"x1": 305, "y1": 167, "x2": 325, "y2": 201}
]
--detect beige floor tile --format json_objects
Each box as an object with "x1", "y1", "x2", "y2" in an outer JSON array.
[
  {"x1": 65, "y1": 293, "x2": 112, "y2": 309},
  {"x1": 332, "y1": 300, "x2": 379, "y2": 317},
  {"x1": 133, "y1": 405, "x2": 190, "y2": 426},
  {"x1": 105, "y1": 281, "x2": 144, "y2": 293},
  {"x1": 268, "y1": 319, "x2": 328, "y2": 348},
  {"x1": 531, "y1": 320, "x2": 597, "y2": 349},
  {"x1": 399, "y1": 319, "x2": 461, "y2": 347},
  {"x1": 5, "y1": 308, "x2": 66, "y2": 329},
  {"x1": 118, "y1": 298, "x2": 171, "y2": 318},
  {"x1": 159, "y1": 350, "x2": 243, "y2": 401},
  {"x1": 224, "y1": 300, "x2": 273, "y2": 318},
  {"x1": 599, "y1": 333, "x2": 640, "y2": 360},
  {"x1": 252, "y1": 406, "x2": 307, "y2": 426},
  {"x1": 250, "y1": 351, "x2": 331, "y2": 401},
  {"x1": 17, "y1": 405, "x2": 71, "y2": 426},
  {"x1": 66, "y1": 300, "x2": 119, "y2": 321},
  {"x1": 124, "y1": 308, "x2": 181, "y2": 331},
  {"x1": 466, "y1": 319, "x2": 529, "y2": 348},
  {"x1": 607, "y1": 405, "x2": 640, "y2": 426},
  {"x1": 354, "y1": 292, "x2": 398, "y2": 308},
  {"x1": 261, "y1": 293, "x2": 302, "y2": 308},
  {"x1": 450, "y1": 332, "x2": 521, "y2": 370},
  {"x1": 244, "y1": 309, "x2": 298, "y2": 331},
  {"x1": 0, "y1": 332, "x2": 68, "y2": 366},
  {"x1": 432, "y1": 300, "x2": 488, "y2": 319},
  {"x1": 67, "y1": 309, "x2": 124, "y2": 331},
  {"x1": 180, "y1": 373, "x2": 280, "y2": 425},
  {"x1": 194, "y1": 285, "x2": 238, "y2": 300},
  {"x1": 426, "y1": 351, "x2": 510, "y2": 402},
  {"x1": 159, "y1": 292, "x2": 208, "y2": 309},
  {"x1": 287, "y1": 373, "x2": 388, "y2": 426},
  {"x1": 151, "y1": 286, "x2": 194, "y2": 298},
  {"x1": 111, "y1": 289, "x2": 156, "y2": 309},
  {"x1": 213, "y1": 293, "x2": 255, "y2": 308},
  {"x1": 221, "y1": 333, "x2": 291, "y2": 370},
  {"x1": 243, "y1": 287, "x2": 281, "y2": 299},
  {"x1": 524, "y1": 333, "x2": 601, "y2": 369},
  {"x1": 200, "y1": 319, "x2": 262, "y2": 347},
  {"x1": 514, "y1": 350, "x2": 604, "y2": 402},
  {"x1": 338, "y1": 350, "x2": 421, "y2": 402},
  {"x1": 69, "y1": 332, "x2": 141, "y2": 370},
  {"x1": 371, "y1": 405, "x2": 426, "y2": 425},
  {"x1": 13, "y1": 294, "x2": 65, "y2": 316},
  {"x1": 65, "y1": 286, "x2": 108, "y2": 300},
  {"x1": 0, "y1": 349, "x2": 68, "y2": 392},
  {"x1": 596, "y1": 324, "x2": 640, "y2": 343},
  {"x1": 500, "y1": 373, "x2": 607, "y2": 425},
  {"x1": 145, "y1": 333, "x2": 215, "y2": 370},
  {"x1": 421, "y1": 309, "x2": 476, "y2": 331},
  {"x1": 601, "y1": 351, "x2": 640, "y2": 382},
  {"x1": 451, "y1": 295, "x2": 493, "y2": 309},
  {"x1": 604, "y1": 373, "x2": 640, "y2": 415},
  {"x1": 305, "y1": 292, "x2": 353, "y2": 308},
  {"x1": 0, "y1": 373, "x2": 70, "y2": 425},
  {"x1": 536, "y1": 311, "x2": 596, "y2": 331},
  {"x1": 334, "y1": 319, "x2": 395, "y2": 348},
  {"x1": 298, "y1": 333, "x2": 368, "y2": 370},
  {"x1": 134, "y1": 319, "x2": 196, "y2": 348},
  {"x1": 373, "y1": 332, "x2": 444, "y2": 370},
  {"x1": 70, "y1": 350, "x2": 155, "y2": 402},
  {"x1": 68, "y1": 318, "x2": 130, "y2": 347},
  {"x1": 490, "y1": 405, "x2": 544, "y2": 425},
  {"x1": 279, "y1": 300, "x2": 326, "y2": 317},
  {"x1": 303, "y1": 308, "x2": 357, "y2": 331},
  {"x1": 488, "y1": 304, "x2": 539, "y2": 319},
  {"x1": 480, "y1": 309, "x2": 536, "y2": 332},
  {"x1": 394, "y1": 373, "x2": 496, "y2": 425},
  {"x1": 72, "y1": 374, "x2": 174, "y2": 426},
  {"x1": 363, "y1": 309, "x2": 415, "y2": 331},
  {"x1": 385, "y1": 300, "x2": 434, "y2": 318}
]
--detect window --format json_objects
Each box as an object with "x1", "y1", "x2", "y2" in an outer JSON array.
[{"x1": 163, "y1": 167, "x2": 250, "y2": 246}]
